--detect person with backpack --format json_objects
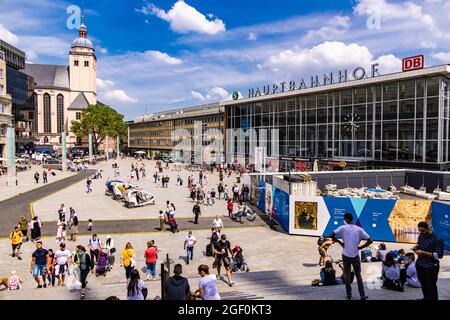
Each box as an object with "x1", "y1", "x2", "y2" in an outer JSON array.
[
  {"x1": 127, "y1": 269, "x2": 148, "y2": 300},
  {"x1": 213, "y1": 234, "x2": 234, "y2": 286},
  {"x1": 413, "y1": 221, "x2": 444, "y2": 300},
  {"x1": 9, "y1": 226, "x2": 23, "y2": 260},
  {"x1": 73, "y1": 245, "x2": 93, "y2": 299}
]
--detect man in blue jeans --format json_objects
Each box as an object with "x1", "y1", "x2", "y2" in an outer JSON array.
[
  {"x1": 184, "y1": 231, "x2": 197, "y2": 265},
  {"x1": 330, "y1": 212, "x2": 373, "y2": 300},
  {"x1": 30, "y1": 241, "x2": 48, "y2": 288}
]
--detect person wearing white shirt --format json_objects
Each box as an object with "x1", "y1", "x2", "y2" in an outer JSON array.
[
  {"x1": 213, "y1": 216, "x2": 224, "y2": 233},
  {"x1": 54, "y1": 243, "x2": 71, "y2": 286},
  {"x1": 195, "y1": 264, "x2": 220, "y2": 300},
  {"x1": 330, "y1": 212, "x2": 372, "y2": 300},
  {"x1": 184, "y1": 231, "x2": 197, "y2": 265}
]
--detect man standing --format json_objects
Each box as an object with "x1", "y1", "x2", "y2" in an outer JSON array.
[
  {"x1": 329, "y1": 212, "x2": 372, "y2": 300},
  {"x1": 54, "y1": 243, "x2": 71, "y2": 286},
  {"x1": 184, "y1": 231, "x2": 197, "y2": 265},
  {"x1": 43, "y1": 170, "x2": 48, "y2": 183},
  {"x1": 88, "y1": 234, "x2": 102, "y2": 265},
  {"x1": 9, "y1": 226, "x2": 23, "y2": 260},
  {"x1": 193, "y1": 202, "x2": 201, "y2": 225},
  {"x1": 30, "y1": 241, "x2": 48, "y2": 288},
  {"x1": 413, "y1": 221, "x2": 444, "y2": 300}
]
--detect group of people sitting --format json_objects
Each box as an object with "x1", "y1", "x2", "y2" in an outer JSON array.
[{"x1": 314, "y1": 238, "x2": 420, "y2": 291}]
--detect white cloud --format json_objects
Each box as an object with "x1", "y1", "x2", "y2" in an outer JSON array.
[
  {"x1": 432, "y1": 52, "x2": 450, "y2": 62},
  {"x1": 264, "y1": 41, "x2": 401, "y2": 75},
  {"x1": 145, "y1": 50, "x2": 183, "y2": 65},
  {"x1": 97, "y1": 78, "x2": 138, "y2": 103},
  {"x1": 96, "y1": 45, "x2": 108, "y2": 54},
  {"x1": 191, "y1": 87, "x2": 230, "y2": 102},
  {"x1": 103, "y1": 89, "x2": 139, "y2": 103},
  {"x1": 354, "y1": 0, "x2": 435, "y2": 29},
  {"x1": 191, "y1": 90, "x2": 206, "y2": 101},
  {"x1": 138, "y1": 0, "x2": 225, "y2": 35},
  {"x1": 19, "y1": 35, "x2": 69, "y2": 61},
  {"x1": 247, "y1": 32, "x2": 257, "y2": 41},
  {"x1": 420, "y1": 41, "x2": 437, "y2": 49},
  {"x1": 304, "y1": 15, "x2": 350, "y2": 40},
  {"x1": 0, "y1": 23, "x2": 19, "y2": 46}
]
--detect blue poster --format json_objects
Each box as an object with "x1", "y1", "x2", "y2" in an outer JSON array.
[
  {"x1": 322, "y1": 197, "x2": 357, "y2": 236},
  {"x1": 358, "y1": 199, "x2": 396, "y2": 242},
  {"x1": 258, "y1": 180, "x2": 265, "y2": 212},
  {"x1": 432, "y1": 202, "x2": 450, "y2": 251},
  {"x1": 273, "y1": 188, "x2": 289, "y2": 232}
]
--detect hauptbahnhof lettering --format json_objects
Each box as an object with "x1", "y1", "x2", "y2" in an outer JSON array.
[{"x1": 127, "y1": 63, "x2": 450, "y2": 171}]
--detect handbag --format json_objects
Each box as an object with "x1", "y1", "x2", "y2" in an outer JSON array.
[{"x1": 130, "y1": 256, "x2": 137, "y2": 268}]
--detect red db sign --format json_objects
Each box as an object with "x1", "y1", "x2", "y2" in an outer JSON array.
[{"x1": 402, "y1": 55, "x2": 424, "y2": 72}]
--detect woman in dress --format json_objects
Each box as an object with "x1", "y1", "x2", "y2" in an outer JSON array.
[
  {"x1": 56, "y1": 218, "x2": 67, "y2": 244},
  {"x1": 29, "y1": 216, "x2": 43, "y2": 242}
]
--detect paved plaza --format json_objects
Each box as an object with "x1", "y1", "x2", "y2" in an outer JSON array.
[{"x1": 0, "y1": 158, "x2": 449, "y2": 300}]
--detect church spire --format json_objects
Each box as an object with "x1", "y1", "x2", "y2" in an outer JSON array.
[{"x1": 79, "y1": 15, "x2": 87, "y2": 38}]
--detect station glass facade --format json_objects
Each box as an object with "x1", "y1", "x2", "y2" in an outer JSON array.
[{"x1": 226, "y1": 75, "x2": 450, "y2": 170}]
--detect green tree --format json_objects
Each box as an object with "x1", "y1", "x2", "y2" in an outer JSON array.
[{"x1": 71, "y1": 104, "x2": 127, "y2": 154}]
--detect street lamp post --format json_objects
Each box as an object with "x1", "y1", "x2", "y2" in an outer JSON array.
[
  {"x1": 61, "y1": 130, "x2": 67, "y2": 172},
  {"x1": 6, "y1": 124, "x2": 16, "y2": 186},
  {"x1": 88, "y1": 131, "x2": 93, "y2": 163}
]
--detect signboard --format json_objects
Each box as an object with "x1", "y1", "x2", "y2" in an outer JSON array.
[
  {"x1": 402, "y1": 55, "x2": 424, "y2": 72},
  {"x1": 254, "y1": 147, "x2": 265, "y2": 172},
  {"x1": 232, "y1": 91, "x2": 239, "y2": 100},
  {"x1": 339, "y1": 161, "x2": 347, "y2": 167}
]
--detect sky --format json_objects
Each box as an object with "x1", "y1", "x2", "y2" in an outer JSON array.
[{"x1": 1, "y1": 0, "x2": 450, "y2": 120}]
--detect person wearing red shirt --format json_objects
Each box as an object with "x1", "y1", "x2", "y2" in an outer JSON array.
[
  {"x1": 227, "y1": 199, "x2": 233, "y2": 217},
  {"x1": 144, "y1": 240, "x2": 158, "y2": 281}
]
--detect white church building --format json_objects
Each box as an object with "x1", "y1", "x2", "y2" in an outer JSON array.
[{"x1": 24, "y1": 17, "x2": 97, "y2": 148}]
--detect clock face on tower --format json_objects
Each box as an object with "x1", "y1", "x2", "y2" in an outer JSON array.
[{"x1": 343, "y1": 113, "x2": 361, "y2": 132}]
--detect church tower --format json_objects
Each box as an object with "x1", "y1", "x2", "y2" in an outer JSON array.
[{"x1": 69, "y1": 16, "x2": 97, "y2": 105}]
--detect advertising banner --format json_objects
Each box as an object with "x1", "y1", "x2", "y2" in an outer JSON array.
[
  {"x1": 258, "y1": 180, "x2": 266, "y2": 212},
  {"x1": 273, "y1": 188, "x2": 290, "y2": 232},
  {"x1": 358, "y1": 199, "x2": 397, "y2": 242},
  {"x1": 431, "y1": 202, "x2": 450, "y2": 251}
]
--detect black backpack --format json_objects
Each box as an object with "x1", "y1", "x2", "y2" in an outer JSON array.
[{"x1": 211, "y1": 232, "x2": 219, "y2": 243}]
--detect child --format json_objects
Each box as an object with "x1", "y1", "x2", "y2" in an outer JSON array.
[
  {"x1": 8, "y1": 271, "x2": 23, "y2": 290},
  {"x1": 46, "y1": 249, "x2": 56, "y2": 287},
  {"x1": 405, "y1": 252, "x2": 421, "y2": 288},
  {"x1": 375, "y1": 243, "x2": 387, "y2": 262},
  {"x1": 87, "y1": 219, "x2": 93, "y2": 231}
]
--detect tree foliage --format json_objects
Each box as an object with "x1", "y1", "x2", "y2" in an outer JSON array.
[{"x1": 71, "y1": 104, "x2": 127, "y2": 153}]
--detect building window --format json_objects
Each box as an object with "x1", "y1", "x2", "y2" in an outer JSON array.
[
  {"x1": 43, "y1": 136, "x2": 49, "y2": 144},
  {"x1": 74, "y1": 60, "x2": 79, "y2": 66},
  {"x1": 43, "y1": 93, "x2": 51, "y2": 133},
  {"x1": 0, "y1": 68, "x2": 3, "y2": 79},
  {"x1": 76, "y1": 112, "x2": 81, "y2": 120},
  {"x1": 29, "y1": 111, "x2": 34, "y2": 120},
  {"x1": 32, "y1": 93, "x2": 38, "y2": 133},
  {"x1": 84, "y1": 61, "x2": 89, "y2": 67},
  {"x1": 0, "y1": 84, "x2": 3, "y2": 95},
  {"x1": 57, "y1": 94, "x2": 64, "y2": 133}
]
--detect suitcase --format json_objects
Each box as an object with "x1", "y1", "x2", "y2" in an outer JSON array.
[{"x1": 206, "y1": 243, "x2": 214, "y2": 257}]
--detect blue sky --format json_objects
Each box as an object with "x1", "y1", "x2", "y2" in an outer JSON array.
[{"x1": 1, "y1": 0, "x2": 450, "y2": 120}]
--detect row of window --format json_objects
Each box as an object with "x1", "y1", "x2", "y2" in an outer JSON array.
[{"x1": 73, "y1": 60, "x2": 90, "y2": 67}]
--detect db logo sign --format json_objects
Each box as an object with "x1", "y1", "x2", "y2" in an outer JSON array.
[{"x1": 402, "y1": 55, "x2": 424, "y2": 72}]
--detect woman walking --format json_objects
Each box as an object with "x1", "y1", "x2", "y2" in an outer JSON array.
[
  {"x1": 121, "y1": 242, "x2": 136, "y2": 280},
  {"x1": 144, "y1": 240, "x2": 158, "y2": 281},
  {"x1": 56, "y1": 218, "x2": 67, "y2": 244},
  {"x1": 29, "y1": 216, "x2": 43, "y2": 242},
  {"x1": 73, "y1": 245, "x2": 93, "y2": 300},
  {"x1": 126, "y1": 269, "x2": 148, "y2": 300}
]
